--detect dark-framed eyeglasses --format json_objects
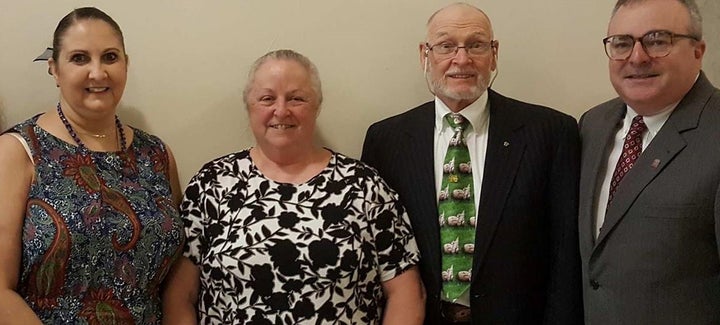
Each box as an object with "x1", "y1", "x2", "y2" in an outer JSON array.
[
  {"x1": 603, "y1": 30, "x2": 699, "y2": 61},
  {"x1": 425, "y1": 40, "x2": 497, "y2": 59}
]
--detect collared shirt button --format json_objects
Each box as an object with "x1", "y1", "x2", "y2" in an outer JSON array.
[{"x1": 590, "y1": 280, "x2": 600, "y2": 290}]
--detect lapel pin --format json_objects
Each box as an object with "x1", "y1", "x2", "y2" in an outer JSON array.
[
  {"x1": 503, "y1": 141, "x2": 510, "y2": 147},
  {"x1": 651, "y1": 159, "x2": 660, "y2": 168}
]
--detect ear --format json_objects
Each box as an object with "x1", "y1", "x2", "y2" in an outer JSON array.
[
  {"x1": 419, "y1": 42, "x2": 429, "y2": 69},
  {"x1": 694, "y1": 39, "x2": 706, "y2": 59},
  {"x1": 490, "y1": 40, "x2": 499, "y2": 71},
  {"x1": 48, "y1": 58, "x2": 59, "y2": 84}
]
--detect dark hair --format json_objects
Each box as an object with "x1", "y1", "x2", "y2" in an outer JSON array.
[
  {"x1": 52, "y1": 7, "x2": 125, "y2": 61},
  {"x1": 612, "y1": 0, "x2": 703, "y2": 39}
]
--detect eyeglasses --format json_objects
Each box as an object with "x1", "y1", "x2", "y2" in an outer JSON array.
[
  {"x1": 603, "y1": 30, "x2": 699, "y2": 61},
  {"x1": 426, "y1": 41, "x2": 496, "y2": 59}
]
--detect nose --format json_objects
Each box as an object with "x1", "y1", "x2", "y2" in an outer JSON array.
[
  {"x1": 88, "y1": 62, "x2": 108, "y2": 80},
  {"x1": 627, "y1": 40, "x2": 651, "y2": 64},
  {"x1": 451, "y1": 47, "x2": 472, "y2": 64},
  {"x1": 273, "y1": 100, "x2": 290, "y2": 117}
]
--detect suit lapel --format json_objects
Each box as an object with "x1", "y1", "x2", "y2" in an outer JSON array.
[
  {"x1": 472, "y1": 91, "x2": 525, "y2": 279},
  {"x1": 579, "y1": 103, "x2": 624, "y2": 255},
  {"x1": 593, "y1": 73, "x2": 713, "y2": 251},
  {"x1": 401, "y1": 102, "x2": 443, "y2": 281},
  {"x1": 402, "y1": 102, "x2": 436, "y2": 196},
  {"x1": 595, "y1": 131, "x2": 686, "y2": 245}
]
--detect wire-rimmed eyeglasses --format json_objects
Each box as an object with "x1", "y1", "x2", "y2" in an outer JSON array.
[
  {"x1": 603, "y1": 30, "x2": 699, "y2": 61},
  {"x1": 426, "y1": 40, "x2": 497, "y2": 59}
]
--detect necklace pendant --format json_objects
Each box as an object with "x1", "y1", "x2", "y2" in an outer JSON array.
[
  {"x1": 85, "y1": 133, "x2": 108, "y2": 139},
  {"x1": 56, "y1": 102, "x2": 127, "y2": 152}
]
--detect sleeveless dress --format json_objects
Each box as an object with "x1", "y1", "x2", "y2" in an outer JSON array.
[{"x1": 9, "y1": 115, "x2": 184, "y2": 324}]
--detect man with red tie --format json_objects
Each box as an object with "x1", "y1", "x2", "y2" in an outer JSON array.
[{"x1": 578, "y1": 0, "x2": 720, "y2": 323}]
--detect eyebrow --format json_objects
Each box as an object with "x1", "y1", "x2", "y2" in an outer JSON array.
[{"x1": 65, "y1": 47, "x2": 123, "y2": 54}]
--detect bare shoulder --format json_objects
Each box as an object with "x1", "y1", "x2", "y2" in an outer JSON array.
[
  {"x1": 0, "y1": 133, "x2": 34, "y2": 182},
  {"x1": 0, "y1": 132, "x2": 33, "y2": 299},
  {"x1": 0, "y1": 133, "x2": 31, "y2": 161}
]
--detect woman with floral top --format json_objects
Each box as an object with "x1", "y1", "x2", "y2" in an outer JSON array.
[{"x1": 164, "y1": 49, "x2": 425, "y2": 325}]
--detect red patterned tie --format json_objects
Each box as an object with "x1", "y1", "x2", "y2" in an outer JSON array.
[{"x1": 608, "y1": 115, "x2": 647, "y2": 204}]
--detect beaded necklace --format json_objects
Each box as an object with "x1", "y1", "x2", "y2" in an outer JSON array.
[
  {"x1": 57, "y1": 101, "x2": 135, "y2": 179},
  {"x1": 56, "y1": 102, "x2": 126, "y2": 152}
]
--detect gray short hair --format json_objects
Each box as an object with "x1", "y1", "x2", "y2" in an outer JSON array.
[
  {"x1": 611, "y1": 0, "x2": 703, "y2": 38},
  {"x1": 242, "y1": 49, "x2": 323, "y2": 107}
]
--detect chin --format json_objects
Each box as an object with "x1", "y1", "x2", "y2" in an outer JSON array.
[
  {"x1": 263, "y1": 137, "x2": 296, "y2": 149},
  {"x1": 619, "y1": 90, "x2": 662, "y2": 105},
  {"x1": 434, "y1": 81, "x2": 486, "y2": 100},
  {"x1": 443, "y1": 88, "x2": 483, "y2": 101},
  {"x1": 82, "y1": 99, "x2": 118, "y2": 111}
]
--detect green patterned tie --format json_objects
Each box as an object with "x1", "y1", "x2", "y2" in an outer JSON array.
[{"x1": 439, "y1": 113, "x2": 476, "y2": 301}]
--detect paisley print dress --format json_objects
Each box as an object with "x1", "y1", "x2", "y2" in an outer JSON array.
[
  {"x1": 181, "y1": 149, "x2": 420, "y2": 324},
  {"x1": 9, "y1": 115, "x2": 184, "y2": 324}
]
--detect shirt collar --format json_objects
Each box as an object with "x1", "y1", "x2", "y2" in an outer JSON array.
[
  {"x1": 624, "y1": 72, "x2": 699, "y2": 135},
  {"x1": 625, "y1": 102, "x2": 677, "y2": 136},
  {"x1": 434, "y1": 91, "x2": 489, "y2": 132}
]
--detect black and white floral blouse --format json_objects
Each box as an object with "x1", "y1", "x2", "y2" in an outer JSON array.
[{"x1": 181, "y1": 149, "x2": 419, "y2": 324}]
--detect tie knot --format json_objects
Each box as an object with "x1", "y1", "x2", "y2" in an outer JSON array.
[
  {"x1": 446, "y1": 113, "x2": 469, "y2": 132},
  {"x1": 630, "y1": 115, "x2": 647, "y2": 133}
]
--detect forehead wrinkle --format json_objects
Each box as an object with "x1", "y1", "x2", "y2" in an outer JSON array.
[
  {"x1": 430, "y1": 30, "x2": 492, "y2": 43},
  {"x1": 427, "y1": 20, "x2": 493, "y2": 42}
]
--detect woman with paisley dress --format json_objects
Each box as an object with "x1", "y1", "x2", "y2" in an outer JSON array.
[
  {"x1": 163, "y1": 50, "x2": 426, "y2": 324},
  {"x1": 0, "y1": 7, "x2": 184, "y2": 324}
]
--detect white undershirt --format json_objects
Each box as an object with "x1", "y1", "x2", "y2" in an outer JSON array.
[
  {"x1": 593, "y1": 104, "x2": 675, "y2": 238},
  {"x1": 434, "y1": 92, "x2": 490, "y2": 305},
  {"x1": 8, "y1": 132, "x2": 34, "y2": 164}
]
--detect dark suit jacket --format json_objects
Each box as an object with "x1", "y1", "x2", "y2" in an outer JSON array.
[
  {"x1": 578, "y1": 72, "x2": 720, "y2": 324},
  {"x1": 362, "y1": 89, "x2": 583, "y2": 324}
]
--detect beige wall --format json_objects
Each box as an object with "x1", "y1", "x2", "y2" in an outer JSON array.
[{"x1": 1, "y1": 1, "x2": 717, "y2": 185}]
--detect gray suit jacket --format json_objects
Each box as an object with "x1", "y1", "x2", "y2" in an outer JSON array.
[{"x1": 579, "y1": 72, "x2": 720, "y2": 324}]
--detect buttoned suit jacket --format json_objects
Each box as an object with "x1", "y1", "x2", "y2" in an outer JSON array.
[
  {"x1": 362, "y1": 89, "x2": 583, "y2": 324},
  {"x1": 578, "y1": 72, "x2": 720, "y2": 324}
]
